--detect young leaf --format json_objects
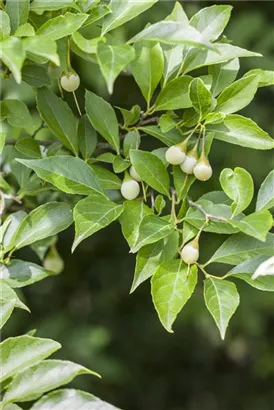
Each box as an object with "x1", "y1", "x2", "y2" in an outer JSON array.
[
  {"x1": 85, "y1": 90, "x2": 120, "y2": 154},
  {"x1": 37, "y1": 88, "x2": 78, "y2": 155},
  {"x1": 152, "y1": 261, "x2": 197, "y2": 332},
  {"x1": 131, "y1": 43, "x2": 164, "y2": 104},
  {"x1": 22, "y1": 64, "x2": 50, "y2": 88},
  {"x1": 209, "y1": 58, "x2": 240, "y2": 97},
  {"x1": 6, "y1": 0, "x2": 30, "y2": 34},
  {"x1": 206, "y1": 233, "x2": 274, "y2": 266},
  {"x1": 229, "y1": 209, "x2": 273, "y2": 242},
  {"x1": 244, "y1": 69, "x2": 274, "y2": 87},
  {"x1": 189, "y1": 77, "x2": 216, "y2": 119},
  {"x1": 113, "y1": 155, "x2": 130, "y2": 173},
  {"x1": 123, "y1": 130, "x2": 141, "y2": 157},
  {"x1": 101, "y1": 0, "x2": 157, "y2": 35},
  {"x1": 0, "y1": 211, "x2": 27, "y2": 250},
  {"x1": 30, "y1": 389, "x2": 120, "y2": 410},
  {"x1": 36, "y1": 13, "x2": 88, "y2": 41},
  {"x1": 154, "y1": 76, "x2": 192, "y2": 111},
  {"x1": 204, "y1": 278, "x2": 239, "y2": 340},
  {"x1": 256, "y1": 170, "x2": 274, "y2": 211},
  {"x1": 14, "y1": 23, "x2": 35, "y2": 37},
  {"x1": 15, "y1": 138, "x2": 41, "y2": 159},
  {"x1": 118, "y1": 106, "x2": 141, "y2": 128},
  {"x1": 3, "y1": 360, "x2": 99, "y2": 404},
  {"x1": 17, "y1": 156, "x2": 105, "y2": 196},
  {"x1": 72, "y1": 193, "x2": 124, "y2": 251},
  {"x1": 190, "y1": 5, "x2": 232, "y2": 41},
  {"x1": 220, "y1": 167, "x2": 254, "y2": 216},
  {"x1": 9, "y1": 202, "x2": 73, "y2": 251},
  {"x1": 0, "y1": 336, "x2": 61, "y2": 383},
  {"x1": 97, "y1": 43, "x2": 135, "y2": 94},
  {"x1": 0, "y1": 282, "x2": 29, "y2": 329},
  {"x1": 0, "y1": 260, "x2": 55, "y2": 288},
  {"x1": 216, "y1": 74, "x2": 259, "y2": 114},
  {"x1": 78, "y1": 115, "x2": 97, "y2": 161},
  {"x1": 130, "y1": 150, "x2": 170, "y2": 196},
  {"x1": 166, "y1": 1, "x2": 188, "y2": 23},
  {"x1": 208, "y1": 115, "x2": 274, "y2": 149}
]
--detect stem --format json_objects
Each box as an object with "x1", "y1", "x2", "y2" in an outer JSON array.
[
  {"x1": 150, "y1": 190, "x2": 155, "y2": 210},
  {"x1": 58, "y1": 78, "x2": 64, "y2": 98},
  {"x1": 187, "y1": 199, "x2": 227, "y2": 222},
  {"x1": 67, "y1": 37, "x2": 72, "y2": 71},
  {"x1": 196, "y1": 263, "x2": 224, "y2": 280},
  {"x1": 171, "y1": 188, "x2": 178, "y2": 223},
  {"x1": 73, "y1": 91, "x2": 82, "y2": 116}
]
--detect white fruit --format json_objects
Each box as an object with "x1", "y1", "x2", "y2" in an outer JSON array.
[
  {"x1": 121, "y1": 180, "x2": 140, "y2": 200},
  {"x1": 194, "y1": 163, "x2": 213, "y2": 181},
  {"x1": 180, "y1": 243, "x2": 199, "y2": 264},
  {"x1": 165, "y1": 146, "x2": 186, "y2": 165},
  {"x1": 180, "y1": 155, "x2": 197, "y2": 174},
  {"x1": 61, "y1": 73, "x2": 80, "y2": 92},
  {"x1": 129, "y1": 166, "x2": 142, "y2": 182}
]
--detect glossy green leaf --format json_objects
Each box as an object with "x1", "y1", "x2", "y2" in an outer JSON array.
[
  {"x1": 220, "y1": 167, "x2": 254, "y2": 216},
  {"x1": 206, "y1": 233, "x2": 274, "y2": 266},
  {"x1": 189, "y1": 77, "x2": 216, "y2": 119},
  {"x1": 85, "y1": 90, "x2": 120, "y2": 153},
  {"x1": 36, "y1": 13, "x2": 88, "y2": 41},
  {"x1": 244, "y1": 68, "x2": 274, "y2": 87},
  {"x1": 118, "y1": 105, "x2": 141, "y2": 128},
  {"x1": 113, "y1": 155, "x2": 130, "y2": 173},
  {"x1": 190, "y1": 5, "x2": 232, "y2": 41},
  {"x1": 14, "y1": 23, "x2": 35, "y2": 37},
  {"x1": 78, "y1": 115, "x2": 97, "y2": 161},
  {"x1": 6, "y1": 0, "x2": 29, "y2": 33},
  {"x1": 82, "y1": 4, "x2": 111, "y2": 27},
  {"x1": 17, "y1": 157, "x2": 105, "y2": 196},
  {"x1": 204, "y1": 112, "x2": 226, "y2": 125},
  {"x1": 216, "y1": 74, "x2": 259, "y2": 114},
  {"x1": 0, "y1": 260, "x2": 55, "y2": 288},
  {"x1": 30, "y1": 389, "x2": 120, "y2": 410},
  {"x1": 152, "y1": 261, "x2": 197, "y2": 332},
  {"x1": 3, "y1": 360, "x2": 99, "y2": 404},
  {"x1": 131, "y1": 42, "x2": 164, "y2": 104},
  {"x1": 166, "y1": 1, "x2": 188, "y2": 23},
  {"x1": 139, "y1": 125, "x2": 182, "y2": 147},
  {"x1": 204, "y1": 278, "x2": 239, "y2": 339},
  {"x1": 0, "y1": 100, "x2": 33, "y2": 132},
  {"x1": 0, "y1": 211, "x2": 27, "y2": 250},
  {"x1": 90, "y1": 165, "x2": 122, "y2": 190},
  {"x1": 208, "y1": 115, "x2": 274, "y2": 149},
  {"x1": 97, "y1": 43, "x2": 135, "y2": 94},
  {"x1": 15, "y1": 138, "x2": 41, "y2": 159},
  {"x1": 37, "y1": 88, "x2": 78, "y2": 155},
  {"x1": 0, "y1": 282, "x2": 29, "y2": 329},
  {"x1": 0, "y1": 336, "x2": 61, "y2": 383},
  {"x1": 256, "y1": 170, "x2": 274, "y2": 211},
  {"x1": 229, "y1": 209, "x2": 273, "y2": 242},
  {"x1": 123, "y1": 130, "x2": 141, "y2": 157},
  {"x1": 209, "y1": 58, "x2": 240, "y2": 96},
  {"x1": 130, "y1": 150, "x2": 170, "y2": 196},
  {"x1": 23, "y1": 36, "x2": 59, "y2": 66},
  {"x1": 0, "y1": 10, "x2": 11, "y2": 37},
  {"x1": 71, "y1": 31, "x2": 103, "y2": 54},
  {"x1": 22, "y1": 64, "x2": 50, "y2": 87},
  {"x1": 154, "y1": 76, "x2": 192, "y2": 111},
  {"x1": 72, "y1": 193, "x2": 123, "y2": 251},
  {"x1": 31, "y1": 0, "x2": 75, "y2": 12},
  {"x1": 101, "y1": 0, "x2": 157, "y2": 35},
  {"x1": 0, "y1": 37, "x2": 25, "y2": 83}
]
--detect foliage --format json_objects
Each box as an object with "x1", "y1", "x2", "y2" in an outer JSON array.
[{"x1": 0, "y1": 1, "x2": 274, "y2": 408}]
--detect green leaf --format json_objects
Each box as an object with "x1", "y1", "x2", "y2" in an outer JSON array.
[
  {"x1": 152, "y1": 261, "x2": 197, "y2": 332},
  {"x1": 209, "y1": 58, "x2": 240, "y2": 96},
  {"x1": 256, "y1": 170, "x2": 274, "y2": 211},
  {"x1": 30, "y1": 0, "x2": 75, "y2": 12},
  {"x1": 15, "y1": 138, "x2": 41, "y2": 159},
  {"x1": 0, "y1": 336, "x2": 61, "y2": 383},
  {"x1": 37, "y1": 88, "x2": 78, "y2": 155},
  {"x1": 0, "y1": 37, "x2": 25, "y2": 83},
  {"x1": 206, "y1": 233, "x2": 274, "y2": 266},
  {"x1": 129, "y1": 21, "x2": 215, "y2": 49},
  {"x1": 189, "y1": 78, "x2": 216, "y2": 119},
  {"x1": 36, "y1": 13, "x2": 88, "y2": 41},
  {"x1": 90, "y1": 165, "x2": 122, "y2": 190},
  {"x1": 102, "y1": 0, "x2": 157, "y2": 35},
  {"x1": 220, "y1": 167, "x2": 254, "y2": 216},
  {"x1": 166, "y1": 1, "x2": 188, "y2": 23},
  {"x1": 118, "y1": 106, "x2": 141, "y2": 128},
  {"x1": 72, "y1": 193, "x2": 123, "y2": 251},
  {"x1": 6, "y1": 0, "x2": 29, "y2": 34},
  {"x1": 14, "y1": 23, "x2": 35, "y2": 37},
  {"x1": 229, "y1": 209, "x2": 273, "y2": 242},
  {"x1": 216, "y1": 74, "x2": 259, "y2": 114},
  {"x1": 208, "y1": 114, "x2": 274, "y2": 149},
  {"x1": 131, "y1": 214, "x2": 174, "y2": 253},
  {"x1": 0, "y1": 10, "x2": 11, "y2": 37},
  {"x1": 204, "y1": 278, "x2": 239, "y2": 340},
  {"x1": 130, "y1": 150, "x2": 170, "y2": 196},
  {"x1": 154, "y1": 76, "x2": 192, "y2": 111},
  {"x1": 82, "y1": 4, "x2": 111, "y2": 27},
  {"x1": 85, "y1": 90, "x2": 120, "y2": 154},
  {"x1": 97, "y1": 43, "x2": 135, "y2": 94},
  {"x1": 0, "y1": 211, "x2": 27, "y2": 250},
  {"x1": 123, "y1": 130, "x2": 141, "y2": 158},
  {"x1": 78, "y1": 115, "x2": 97, "y2": 161},
  {"x1": 173, "y1": 168, "x2": 195, "y2": 202},
  {"x1": 9, "y1": 202, "x2": 73, "y2": 251},
  {"x1": 71, "y1": 31, "x2": 103, "y2": 54},
  {"x1": 17, "y1": 156, "x2": 105, "y2": 196},
  {"x1": 139, "y1": 125, "x2": 182, "y2": 146},
  {"x1": 119, "y1": 200, "x2": 153, "y2": 248},
  {"x1": 22, "y1": 64, "x2": 50, "y2": 87},
  {"x1": 154, "y1": 195, "x2": 166, "y2": 215},
  {"x1": 30, "y1": 389, "x2": 120, "y2": 410},
  {"x1": 0, "y1": 282, "x2": 29, "y2": 329},
  {"x1": 199, "y1": 191, "x2": 231, "y2": 205},
  {"x1": 0, "y1": 260, "x2": 55, "y2": 288},
  {"x1": 244, "y1": 69, "x2": 274, "y2": 88},
  {"x1": 227, "y1": 256, "x2": 274, "y2": 292},
  {"x1": 204, "y1": 112, "x2": 226, "y2": 125},
  {"x1": 0, "y1": 100, "x2": 33, "y2": 132},
  {"x1": 23, "y1": 36, "x2": 60, "y2": 66},
  {"x1": 131, "y1": 42, "x2": 164, "y2": 104},
  {"x1": 3, "y1": 360, "x2": 99, "y2": 404},
  {"x1": 113, "y1": 155, "x2": 130, "y2": 173},
  {"x1": 190, "y1": 5, "x2": 232, "y2": 41}
]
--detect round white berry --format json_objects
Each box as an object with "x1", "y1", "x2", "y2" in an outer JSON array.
[
  {"x1": 165, "y1": 146, "x2": 186, "y2": 165},
  {"x1": 180, "y1": 155, "x2": 197, "y2": 174},
  {"x1": 194, "y1": 163, "x2": 213, "y2": 181},
  {"x1": 121, "y1": 180, "x2": 140, "y2": 200},
  {"x1": 129, "y1": 166, "x2": 142, "y2": 182},
  {"x1": 180, "y1": 243, "x2": 199, "y2": 264},
  {"x1": 61, "y1": 73, "x2": 80, "y2": 92}
]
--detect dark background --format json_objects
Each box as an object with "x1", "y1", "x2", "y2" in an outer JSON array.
[{"x1": 2, "y1": 2, "x2": 274, "y2": 409}]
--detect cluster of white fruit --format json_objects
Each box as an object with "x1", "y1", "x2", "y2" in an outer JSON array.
[
  {"x1": 165, "y1": 140, "x2": 212, "y2": 181},
  {"x1": 120, "y1": 167, "x2": 141, "y2": 200},
  {"x1": 61, "y1": 71, "x2": 80, "y2": 92}
]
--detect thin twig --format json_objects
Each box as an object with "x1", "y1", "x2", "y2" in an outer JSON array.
[
  {"x1": 73, "y1": 91, "x2": 82, "y2": 116},
  {"x1": 187, "y1": 199, "x2": 227, "y2": 222}
]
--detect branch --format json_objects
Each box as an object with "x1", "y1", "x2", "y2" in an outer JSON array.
[
  {"x1": 136, "y1": 116, "x2": 159, "y2": 128},
  {"x1": 187, "y1": 199, "x2": 227, "y2": 222}
]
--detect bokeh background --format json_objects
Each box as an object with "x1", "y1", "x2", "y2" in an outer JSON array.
[{"x1": 2, "y1": 1, "x2": 274, "y2": 409}]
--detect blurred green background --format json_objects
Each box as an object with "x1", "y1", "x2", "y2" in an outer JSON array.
[{"x1": 2, "y1": 1, "x2": 274, "y2": 409}]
